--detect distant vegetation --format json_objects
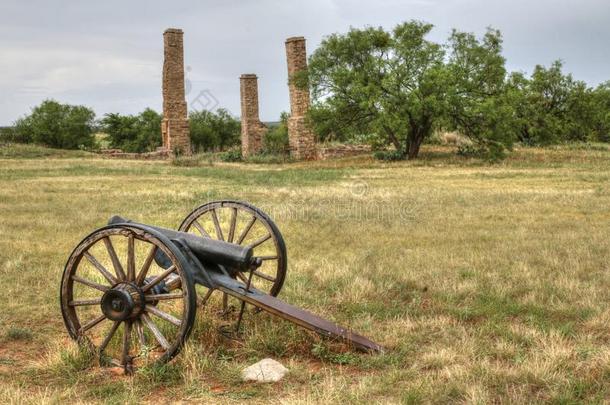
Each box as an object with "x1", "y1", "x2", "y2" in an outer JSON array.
[
  {"x1": 4, "y1": 101, "x2": 242, "y2": 154},
  {"x1": 3, "y1": 20, "x2": 609, "y2": 160}
]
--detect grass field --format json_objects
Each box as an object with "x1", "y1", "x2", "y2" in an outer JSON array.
[{"x1": 0, "y1": 143, "x2": 609, "y2": 403}]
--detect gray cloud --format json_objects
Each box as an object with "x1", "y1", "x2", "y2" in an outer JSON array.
[{"x1": 0, "y1": 0, "x2": 608, "y2": 125}]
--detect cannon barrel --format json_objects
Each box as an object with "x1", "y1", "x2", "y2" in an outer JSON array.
[{"x1": 108, "y1": 216, "x2": 253, "y2": 270}]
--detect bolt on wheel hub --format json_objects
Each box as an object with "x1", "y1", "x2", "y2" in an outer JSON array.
[{"x1": 100, "y1": 283, "x2": 144, "y2": 321}]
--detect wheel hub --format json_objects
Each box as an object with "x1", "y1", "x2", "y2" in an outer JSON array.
[{"x1": 100, "y1": 283, "x2": 144, "y2": 321}]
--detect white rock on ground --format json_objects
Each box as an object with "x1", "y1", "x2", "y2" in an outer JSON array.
[{"x1": 241, "y1": 358, "x2": 288, "y2": 383}]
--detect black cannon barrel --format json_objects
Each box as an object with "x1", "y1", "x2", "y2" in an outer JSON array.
[{"x1": 108, "y1": 216, "x2": 253, "y2": 270}]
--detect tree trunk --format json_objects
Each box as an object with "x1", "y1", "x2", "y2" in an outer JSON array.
[
  {"x1": 407, "y1": 136, "x2": 423, "y2": 159},
  {"x1": 383, "y1": 126, "x2": 403, "y2": 152},
  {"x1": 406, "y1": 127, "x2": 427, "y2": 159}
]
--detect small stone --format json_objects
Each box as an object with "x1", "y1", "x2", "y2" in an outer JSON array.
[{"x1": 241, "y1": 358, "x2": 288, "y2": 383}]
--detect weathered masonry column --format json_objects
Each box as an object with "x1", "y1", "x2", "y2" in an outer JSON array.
[
  {"x1": 285, "y1": 36, "x2": 316, "y2": 160},
  {"x1": 161, "y1": 28, "x2": 191, "y2": 155},
  {"x1": 240, "y1": 74, "x2": 267, "y2": 157}
]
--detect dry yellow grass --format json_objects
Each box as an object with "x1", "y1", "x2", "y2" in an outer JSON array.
[{"x1": 0, "y1": 143, "x2": 609, "y2": 403}]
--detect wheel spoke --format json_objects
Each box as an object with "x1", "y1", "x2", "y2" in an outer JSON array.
[
  {"x1": 141, "y1": 313, "x2": 170, "y2": 350},
  {"x1": 135, "y1": 245, "x2": 157, "y2": 286},
  {"x1": 198, "y1": 288, "x2": 214, "y2": 307},
  {"x1": 144, "y1": 293, "x2": 183, "y2": 302},
  {"x1": 84, "y1": 252, "x2": 118, "y2": 285},
  {"x1": 103, "y1": 237, "x2": 126, "y2": 281},
  {"x1": 192, "y1": 220, "x2": 211, "y2": 238},
  {"x1": 134, "y1": 319, "x2": 146, "y2": 348},
  {"x1": 69, "y1": 298, "x2": 101, "y2": 307},
  {"x1": 211, "y1": 209, "x2": 224, "y2": 241},
  {"x1": 79, "y1": 314, "x2": 106, "y2": 334},
  {"x1": 227, "y1": 207, "x2": 238, "y2": 243},
  {"x1": 258, "y1": 255, "x2": 278, "y2": 261},
  {"x1": 253, "y1": 270, "x2": 276, "y2": 282},
  {"x1": 248, "y1": 233, "x2": 271, "y2": 249},
  {"x1": 127, "y1": 235, "x2": 135, "y2": 282},
  {"x1": 222, "y1": 293, "x2": 229, "y2": 313},
  {"x1": 236, "y1": 216, "x2": 256, "y2": 245},
  {"x1": 99, "y1": 321, "x2": 121, "y2": 353},
  {"x1": 146, "y1": 305, "x2": 182, "y2": 327},
  {"x1": 142, "y1": 265, "x2": 176, "y2": 293},
  {"x1": 122, "y1": 321, "x2": 132, "y2": 366},
  {"x1": 72, "y1": 275, "x2": 109, "y2": 292}
]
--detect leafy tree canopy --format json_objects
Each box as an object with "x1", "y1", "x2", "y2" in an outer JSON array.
[
  {"x1": 445, "y1": 28, "x2": 516, "y2": 159},
  {"x1": 303, "y1": 21, "x2": 518, "y2": 159},
  {"x1": 303, "y1": 21, "x2": 446, "y2": 159}
]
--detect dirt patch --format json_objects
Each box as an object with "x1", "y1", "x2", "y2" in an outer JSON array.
[{"x1": 0, "y1": 339, "x2": 41, "y2": 375}]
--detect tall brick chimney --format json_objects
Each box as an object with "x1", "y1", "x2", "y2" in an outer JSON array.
[
  {"x1": 161, "y1": 28, "x2": 191, "y2": 155},
  {"x1": 240, "y1": 74, "x2": 266, "y2": 157},
  {"x1": 285, "y1": 37, "x2": 316, "y2": 160}
]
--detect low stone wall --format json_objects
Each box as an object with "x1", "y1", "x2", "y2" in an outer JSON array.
[
  {"x1": 316, "y1": 144, "x2": 372, "y2": 160},
  {"x1": 97, "y1": 148, "x2": 170, "y2": 160},
  {"x1": 97, "y1": 144, "x2": 371, "y2": 161}
]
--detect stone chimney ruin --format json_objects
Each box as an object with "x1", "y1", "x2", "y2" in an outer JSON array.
[
  {"x1": 240, "y1": 74, "x2": 267, "y2": 157},
  {"x1": 285, "y1": 36, "x2": 316, "y2": 160},
  {"x1": 161, "y1": 28, "x2": 191, "y2": 155}
]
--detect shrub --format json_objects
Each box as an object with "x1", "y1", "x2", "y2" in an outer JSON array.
[
  {"x1": 218, "y1": 147, "x2": 242, "y2": 162},
  {"x1": 5, "y1": 327, "x2": 33, "y2": 341},
  {"x1": 12, "y1": 100, "x2": 96, "y2": 149},
  {"x1": 373, "y1": 150, "x2": 404, "y2": 161}
]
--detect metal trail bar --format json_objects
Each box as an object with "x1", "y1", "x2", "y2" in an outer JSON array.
[{"x1": 209, "y1": 272, "x2": 383, "y2": 353}]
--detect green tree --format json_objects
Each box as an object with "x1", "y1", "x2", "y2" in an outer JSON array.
[
  {"x1": 445, "y1": 28, "x2": 516, "y2": 159},
  {"x1": 563, "y1": 81, "x2": 597, "y2": 142},
  {"x1": 189, "y1": 108, "x2": 240, "y2": 152},
  {"x1": 303, "y1": 21, "x2": 446, "y2": 159},
  {"x1": 101, "y1": 113, "x2": 139, "y2": 149},
  {"x1": 263, "y1": 112, "x2": 290, "y2": 154},
  {"x1": 509, "y1": 61, "x2": 596, "y2": 145},
  {"x1": 131, "y1": 108, "x2": 162, "y2": 152},
  {"x1": 100, "y1": 108, "x2": 162, "y2": 153},
  {"x1": 590, "y1": 82, "x2": 610, "y2": 142},
  {"x1": 13, "y1": 99, "x2": 96, "y2": 149}
]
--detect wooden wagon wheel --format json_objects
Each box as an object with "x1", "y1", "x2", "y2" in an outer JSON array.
[
  {"x1": 178, "y1": 200, "x2": 287, "y2": 314},
  {"x1": 60, "y1": 225, "x2": 197, "y2": 372}
]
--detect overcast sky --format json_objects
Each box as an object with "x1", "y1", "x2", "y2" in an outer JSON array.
[{"x1": 0, "y1": 0, "x2": 608, "y2": 125}]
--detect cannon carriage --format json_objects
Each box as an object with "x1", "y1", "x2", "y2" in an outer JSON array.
[{"x1": 60, "y1": 200, "x2": 382, "y2": 373}]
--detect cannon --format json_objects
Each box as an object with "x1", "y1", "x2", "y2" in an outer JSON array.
[{"x1": 60, "y1": 200, "x2": 382, "y2": 372}]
